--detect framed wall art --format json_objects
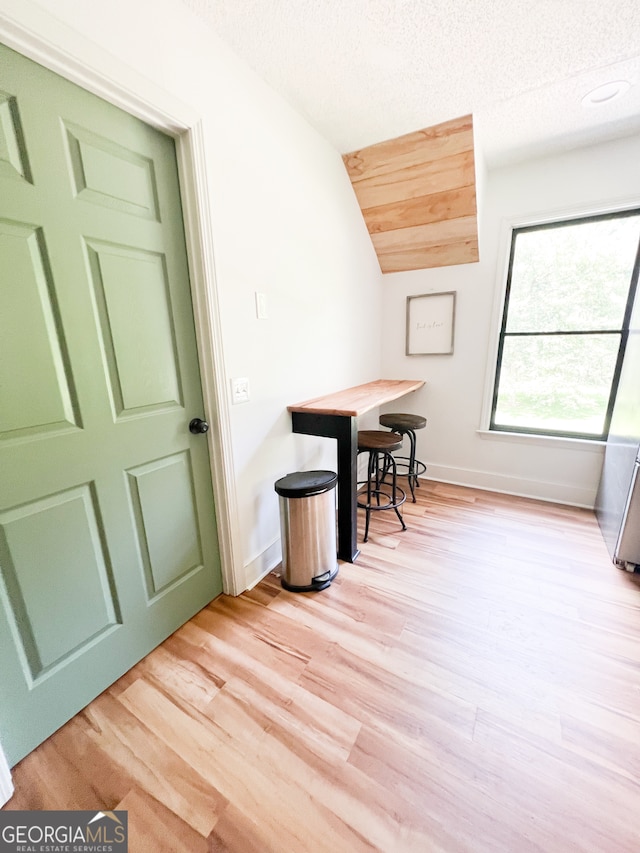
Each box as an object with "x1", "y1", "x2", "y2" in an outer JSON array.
[{"x1": 406, "y1": 291, "x2": 456, "y2": 356}]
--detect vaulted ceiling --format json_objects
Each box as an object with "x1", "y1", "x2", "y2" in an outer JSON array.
[
  {"x1": 181, "y1": 0, "x2": 640, "y2": 169},
  {"x1": 343, "y1": 115, "x2": 479, "y2": 272}
]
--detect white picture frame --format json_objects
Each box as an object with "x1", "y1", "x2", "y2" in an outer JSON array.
[{"x1": 406, "y1": 291, "x2": 456, "y2": 356}]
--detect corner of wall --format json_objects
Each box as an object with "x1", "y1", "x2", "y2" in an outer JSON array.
[{"x1": 242, "y1": 537, "x2": 282, "y2": 591}]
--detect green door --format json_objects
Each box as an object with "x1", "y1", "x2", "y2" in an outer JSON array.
[{"x1": 0, "y1": 44, "x2": 222, "y2": 766}]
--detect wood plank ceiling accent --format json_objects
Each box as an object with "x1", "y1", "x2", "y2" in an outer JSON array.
[{"x1": 342, "y1": 114, "x2": 479, "y2": 273}]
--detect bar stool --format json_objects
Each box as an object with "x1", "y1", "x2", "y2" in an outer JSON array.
[
  {"x1": 357, "y1": 430, "x2": 407, "y2": 543},
  {"x1": 378, "y1": 413, "x2": 427, "y2": 502}
]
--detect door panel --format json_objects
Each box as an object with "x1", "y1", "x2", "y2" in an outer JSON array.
[
  {"x1": 87, "y1": 240, "x2": 183, "y2": 415},
  {"x1": 127, "y1": 452, "x2": 203, "y2": 598},
  {"x1": 64, "y1": 121, "x2": 160, "y2": 220},
  {"x1": 0, "y1": 91, "x2": 31, "y2": 182},
  {"x1": 0, "y1": 222, "x2": 79, "y2": 437},
  {"x1": 0, "y1": 43, "x2": 222, "y2": 766},
  {"x1": 0, "y1": 484, "x2": 120, "y2": 679}
]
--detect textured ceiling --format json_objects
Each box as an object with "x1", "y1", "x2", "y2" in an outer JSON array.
[{"x1": 180, "y1": 0, "x2": 640, "y2": 168}]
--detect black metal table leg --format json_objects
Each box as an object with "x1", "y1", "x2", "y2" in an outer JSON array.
[{"x1": 291, "y1": 411, "x2": 360, "y2": 563}]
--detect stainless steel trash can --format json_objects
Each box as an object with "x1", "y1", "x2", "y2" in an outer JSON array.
[{"x1": 274, "y1": 470, "x2": 339, "y2": 591}]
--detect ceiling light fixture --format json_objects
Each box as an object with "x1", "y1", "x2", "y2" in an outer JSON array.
[{"x1": 581, "y1": 80, "x2": 632, "y2": 107}]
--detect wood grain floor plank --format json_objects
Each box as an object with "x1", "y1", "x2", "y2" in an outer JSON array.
[
  {"x1": 4, "y1": 480, "x2": 640, "y2": 852},
  {"x1": 192, "y1": 600, "x2": 314, "y2": 679},
  {"x1": 472, "y1": 708, "x2": 640, "y2": 853},
  {"x1": 82, "y1": 690, "x2": 227, "y2": 838},
  {"x1": 298, "y1": 640, "x2": 478, "y2": 745},
  {"x1": 206, "y1": 802, "x2": 286, "y2": 853},
  {"x1": 3, "y1": 730, "x2": 101, "y2": 812},
  {"x1": 211, "y1": 674, "x2": 362, "y2": 765},
  {"x1": 118, "y1": 678, "x2": 381, "y2": 852},
  {"x1": 560, "y1": 709, "x2": 640, "y2": 784},
  {"x1": 117, "y1": 788, "x2": 209, "y2": 853},
  {"x1": 205, "y1": 687, "x2": 435, "y2": 852},
  {"x1": 347, "y1": 723, "x2": 543, "y2": 853}
]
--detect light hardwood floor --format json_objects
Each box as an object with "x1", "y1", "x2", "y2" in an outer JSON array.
[{"x1": 4, "y1": 480, "x2": 640, "y2": 852}]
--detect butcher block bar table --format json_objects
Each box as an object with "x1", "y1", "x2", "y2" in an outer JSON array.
[{"x1": 288, "y1": 379, "x2": 425, "y2": 562}]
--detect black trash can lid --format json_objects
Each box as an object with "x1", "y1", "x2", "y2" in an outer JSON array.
[{"x1": 274, "y1": 470, "x2": 337, "y2": 498}]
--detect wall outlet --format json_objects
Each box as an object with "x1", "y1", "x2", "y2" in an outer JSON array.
[
  {"x1": 231, "y1": 377, "x2": 250, "y2": 404},
  {"x1": 255, "y1": 291, "x2": 268, "y2": 319}
]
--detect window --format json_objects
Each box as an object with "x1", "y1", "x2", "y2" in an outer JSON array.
[{"x1": 491, "y1": 210, "x2": 640, "y2": 440}]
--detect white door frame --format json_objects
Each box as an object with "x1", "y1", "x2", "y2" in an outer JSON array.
[{"x1": 0, "y1": 2, "x2": 244, "y2": 596}]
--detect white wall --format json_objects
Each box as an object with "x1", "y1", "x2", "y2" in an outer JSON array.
[
  {"x1": 381, "y1": 133, "x2": 640, "y2": 507},
  {"x1": 0, "y1": 0, "x2": 382, "y2": 589},
  {"x1": 0, "y1": 738, "x2": 12, "y2": 806},
  {"x1": 6, "y1": 0, "x2": 638, "y2": 584}
]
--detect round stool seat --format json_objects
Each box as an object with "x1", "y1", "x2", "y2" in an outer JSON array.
[
  {"x1": 356, "y1": 430, "x2": 406, "y2": 542},
  {"x1": 378, "y1": 412, "x2": 427, "y2": 503},
  {"x1": 358, "y1": 430, "x2": 403, "y2": 453},
  {"x1": 379, "y1": 413, "x2": 426, "y2": 431}
]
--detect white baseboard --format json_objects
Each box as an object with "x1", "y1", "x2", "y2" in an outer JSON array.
[
  {"x1": 424, "y1": 463, "x2": 596, "y2": 509},
  {"x1": 239, "y1": 464, "x2": 595, "y2": 595},
  {"x1": 0, "y1": 741, "x2": 13, "y2": 806},
  {"x1": 243, "y1": 538, "x2": 282, "y2": 591}
]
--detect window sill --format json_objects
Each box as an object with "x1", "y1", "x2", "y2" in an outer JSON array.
[{"x1": 476, "y1": 429, "x2": 606, "y2": 453}]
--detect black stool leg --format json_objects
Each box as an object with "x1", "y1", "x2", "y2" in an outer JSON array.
[
  {"x1": 406, "y1": 428, "x2": 417, "y2": 501},
  {"x1": 388, "y1": 452, "x2": 407, "y2": 530},
  {"x1": 396, "y1": 428, "x2": 421, "y2": 501},
  {"x1": 380, "y1": 427, "x2": 418, "y2": 502},
  {"x1": 410, "y1": 429, "x2": 422, "y2": 494},
  {"x1": 363, "y1": 450, "x2": 375, "y2": 543},
  {"x1": 358, "y1": 442, "x2": 407, "y2": 542},
  {"x1": 374, "y1": 450, "x2": 382, "y2": 506}
]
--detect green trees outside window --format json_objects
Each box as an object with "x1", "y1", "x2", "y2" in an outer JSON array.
[{"x1": 491, "y1": 211, "x2": 640, "y2": 439}]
